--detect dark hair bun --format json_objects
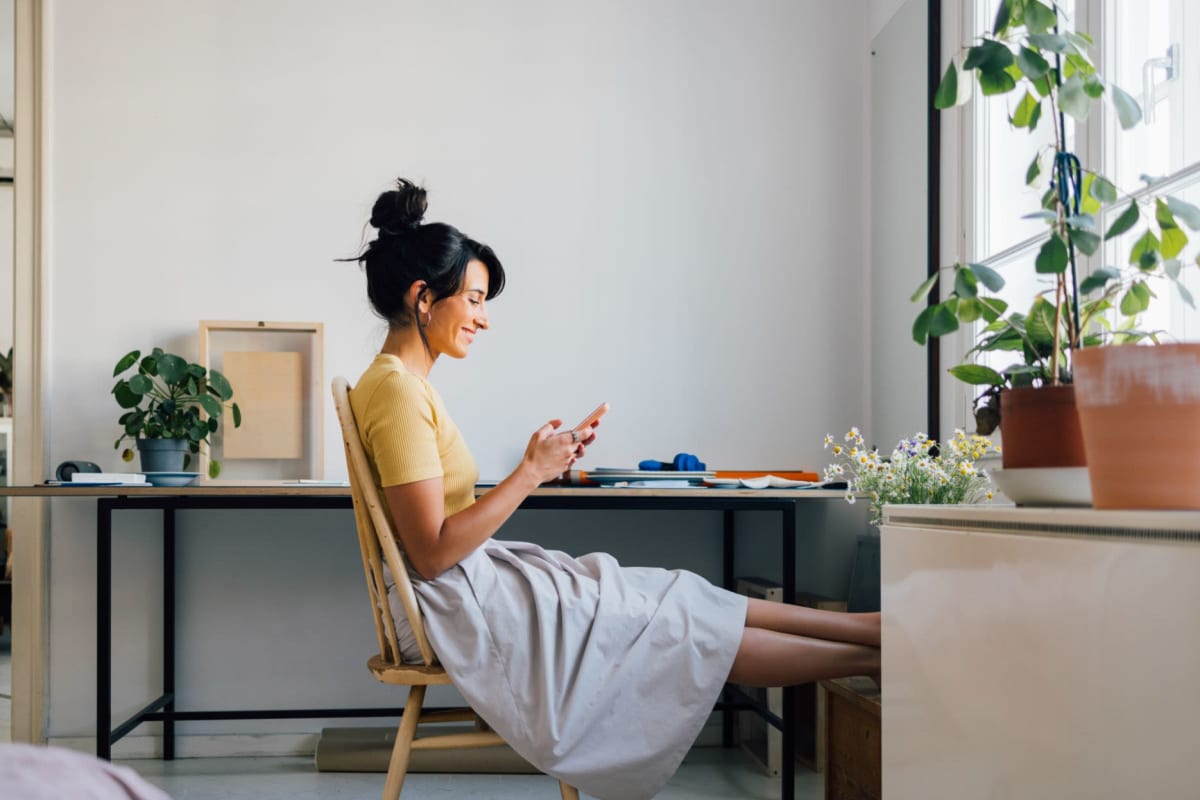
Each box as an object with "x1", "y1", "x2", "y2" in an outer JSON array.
[{"x1": 370, "y1": 178, "x2": 427, "y2": 235}]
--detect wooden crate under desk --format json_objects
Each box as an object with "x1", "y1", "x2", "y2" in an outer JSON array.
[{"x1": 820, "y1": 676, "x2": 881, "y2": 800}]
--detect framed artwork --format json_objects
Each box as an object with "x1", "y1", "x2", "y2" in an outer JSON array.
[{"x1": 198, "y1": 321, "x2": 324, "y2": 481}]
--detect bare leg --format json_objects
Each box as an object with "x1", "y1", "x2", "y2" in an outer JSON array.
[
  {"x1": 727, "y1": 627, "x2": 879, "y2": 687},
  {"x1": 745, "y1": 598, "x2": 880, "y2": 648}
]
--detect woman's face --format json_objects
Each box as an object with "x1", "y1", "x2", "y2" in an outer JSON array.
[{"x1": 426, "y1": 259, "x2": 490, "y2": 359}]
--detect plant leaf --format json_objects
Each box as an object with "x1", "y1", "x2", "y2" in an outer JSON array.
[
  {"x1": 949, "y1": 364, "x2": 1006, "y2": 386},
  {"x1": 1023, "y1": 210, "x2": 1058, "y2": 222},
  {"x1": 1017, "y1": 47, "x2": 1051, "y2": 81},
  {"x1": 1011, "y1": 90, "x2": 1041, "y2": 128},
  {"x1": 196, "y1": 394, "x2": 223, "y2": 418},
  {"x1": 113, "y1": 381, "x2": 142, "y2": 410},
  {"x1": 1166, "y1": 196, "x2": 1200, "y2": 231},
  {"x1": 1026, "y1": 151, "x2": 1042, "y2": 185},
  {"x1": 1079, "y1": 266, "x2": 1121, "y2": 294},
  {"x1": 968, "y1": 262, "x2": 1006, "y2": 292},
  {"x1": 955, "y1": 267, "x2": 979, "y2": 298},
  {"x1": 1024, "y1": 1, "x2": 1057, "y2": 34},
  {"x1": 1089, "y1": 175, "x2": 1118, "y2": 204},
  {"x1": 127, "y1": 374, "x2": 153, "y2": 395},
  {"x1": 1058, "y1": 74, "x2": 1091, "y2": 121},
  {"x1": 1161, "y1": 226, "x2": 1188, "y2": 260},
  {"x1": 1083, "y1": 74, "x2": 1105, "y2": 98},
  {"x1": 209, "y1": 460, "x2": 222, "y2": 479},
  {"x1": 978, "y1": 297, "x2": 1009, "y2": 324},
  {"x1": 1070, "y1": 229, "x2": 1101, "y2": 257},
  {"x1": 1026, "y1": 296, "x2": 1058, "y2": 348},
  {"x1": 929, "y1": 302, "x2": 960, "y2": 337},
  {"x1": 934, "y1": 62, "x2": 962, "y2": 109},
  {"x1": 978, "y1": 67, "x2": 1017, "y2": 96},
  {"x1": 1035, "y1": 234, "x2": 1068, "y2": 274},
  {"x1": 208, "y1": 368, "x2": 235, "y2": 401},
  {"x1": 1177, "y1": 279, "x2": 1196, "y2": 309},
  {"x1": 156, "y1": 353, "x2": 188, "y2": 384},
  {"x1": 992, "y1": 0, "x2": 1012, "y2": 35},
  {"x1": 1120, "y1": 281, "x2": 1152, "y2": 315},
  {"x1": 1027, "y1": 33, "x2": 1069, "y2": 53},
  {"x1": 964, "y1": 40, "x2": 1014, "y2": 72},
  {"x1": 957, "y1": 297, "x2": 983, "y2": 322},
  {"x1": 910, "y1": 272, "x2": 940, "y2": 302},
  {"x1": 912, "y1": 305, "x2": 934, "y2": 344},
  {"x1": 1110, "y1": 83, "x2": 1143, "y2": 129},
  {"x1": 232, "y1": 402, "x2": 242, "y2": 427},
  {"x1": 1155, "y1": 198, "x2": 1178, "y2": 229},
  {"x1": 1105, "y1": 201, "x2": 1140, "y2": 240},
  {"x1": 1130, "y1": 229, "x2": 1161, "y2": 269},
  {"x1": 1067, "y1": 213, "x2": 1097, "y2": 231},
  {"x1": 113, "y1": 350, "x2": 140, "y2": 377}
]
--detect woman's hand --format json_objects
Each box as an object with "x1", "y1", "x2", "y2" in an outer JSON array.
[{"x1": 521, "y1": 419, "x2": 598, "y2": 484}]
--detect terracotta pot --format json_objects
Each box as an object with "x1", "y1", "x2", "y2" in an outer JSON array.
[
  {"x1": 998, "y1": 384, "x2": 1087, "y2": 469},
  {"x1": 1073, "y1": 344, "x2": 1200, "y2": 510}
]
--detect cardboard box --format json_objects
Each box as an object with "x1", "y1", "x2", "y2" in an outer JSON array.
[{"x1": 820, "y1": 677, "x2": 881, "y2": 800}]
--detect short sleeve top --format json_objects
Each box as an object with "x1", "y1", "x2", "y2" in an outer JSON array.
[{"x1": 350, "y1": 354, "x2": 478, "y2": 518}]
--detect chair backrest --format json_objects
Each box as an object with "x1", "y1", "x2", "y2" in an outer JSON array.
[{"x1": 331, "y1": 376, "x2": 437, "y2": 667}]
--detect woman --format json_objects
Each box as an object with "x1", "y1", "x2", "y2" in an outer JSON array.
[{"x1": 347, "y1": 179, "x2": 880, "y2": 800}]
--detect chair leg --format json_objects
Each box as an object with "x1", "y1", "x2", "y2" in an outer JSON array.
[
  {"x1": 382, "y1": 685, "x2": 426, "y2": 800},
  {"x1": 558, "y1": 780, "x2": 580, "y2": 800}
]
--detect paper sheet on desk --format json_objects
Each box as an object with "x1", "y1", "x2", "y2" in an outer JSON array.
[{"x1": 704, "y1": 475, "x2": 826, "y2": 489}]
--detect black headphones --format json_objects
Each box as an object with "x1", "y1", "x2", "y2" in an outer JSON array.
[{"x1": 55, "y1": 460, "x2": 102, "y2": 481}]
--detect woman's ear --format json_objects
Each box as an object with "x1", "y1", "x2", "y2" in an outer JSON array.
[{"x1": 406, "y1": 281, "x2": 429, "y2": 314}]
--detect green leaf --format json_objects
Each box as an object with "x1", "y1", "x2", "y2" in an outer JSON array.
[
  {"x1": 912, "y1": 305, "x2": 934, "y2": 344},
  {"x1": 1017, "y1": 46, "x2": 1051, "y2": 80},
  {"x1": 978, "y1": 67, "x2": 1017, "y2": 96},
  {"x1": 1070, "y1": 229, "x2": 1101, "y2": 257},
  {"x1": 955, "y1": 267, "x2": 979, "y2": 298},
  {"x1": 1011, "y1": 90, "x2": 1041, "y2": 128},
  {"x1": 964, "y1": 40, "x2": 1015, "y2": 72},
  {"x1": 934, "y1": 62, "x2": 961, "y2": 109},
  {"x1": 929, "y1": 302, "x2": 960, "y2": 337},
  {"x1": 1110, "y1": 83, "x2": 1143, "y2": 129},
  {"x1": 978, "y1": 297, "x2": 1009, "y2": 323},
  {"x1": 1027, "y1": 33, "x2": 1069, "y2": 53},
  {"x1": 1065, "y1": 32, "x2": 1095, "y2": 58},
  {"x1": 1023, "y1": 210, "x2": 1058, "y2": 222},
  {"x1": 127, "y1": 374, "x2": 153, "y2": 395},
  {"x1": 1166, "y1": 196, "x2": 1200, "y2": 231},
  {"x1": 1130, "y1": 229, "x2": 1161, "y2": 269},
  {"x1": 113, "y1": 381, "x2": 142, "y2": 409},
  {"x1": 1165, "y1": 259, "x2": 1182, "y2": 280},
  {"x1": 156, "y1": 353, "x2": 188, "y2": 384},
  {"x1": 1083, "y1": 74, "x2": 1105, "y2": 99},
  {"x1": 1105, "y1": 201, "x2": 1140, "y2": 240},
  {"x1": 1079, "y1": 266, "x2": 1121, "y2": 294},
  {"x1": 1026, "y1": 296, "x2": 1058, "y2": 348},
  {"x1": 113, "y1": 350, "x2": 140, "y2": 377},
  {"x1": 1067, "y1": 213, "x2": 1097, "y2": 231},
  {"x1": 968, "y1": 262, "x2": 1006, "y2": 292},
  {"x1": 992, "y1": 0, "x2": 1012, "y2": 35},
  {"x1": 232, "y1": 402, "x2": 242, "y2": 427},
  {"x1": 1156, "y1": 198, "x2": 1178, "y2": 229},
  {"x1": 1026, "y1": 151, "x2": 1042, "y2": 185},
  {"x1": 1035, "y1": 234, "x2": 1069, "y2": 274},
  {"x1": 949, "y1": 364, "x2": 1006, "y2": 386},
  {"x1": 209, "y1": 459, "x2": 222, "y2": 479},
  {"x1": 1078, "y1": 174, "x2": 1102, "y2": 216},
  {"x1": 208, "y1": 368, "x2": 235, "y2": 401},
  {"x1": 1176, "y1": 279, "x2": 1196, "y2": 309},
  {"x1": 1089, "y1": 175, "x2": 1118, "y2": 204},
  {"x1": 1161, "y1": 226, "x2": 1188, "y2": 260},
  {"x1": 910, "y1": 272, "x2": 940, "y2": 302},
  {"x1": 957, "y1": 297, "x2": 984, "y2": 322},
  {"x1": 196, "y1": 394, "x2": 223, "y2": 418},
  {"x1": 1058, "y1": 74, "x2": 1091, "y2": 121},
  {"x1": 1032, "y1": 73, "x2": 1052, "y2": 97},
  {"x1": 1120, "y1": 281, "x2": 1152, "y2": 315},
  {"x1": 1024, "y1": 1, "x2": 1057, "y2": 33}
]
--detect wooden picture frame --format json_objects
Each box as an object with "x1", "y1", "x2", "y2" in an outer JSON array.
[{"x1": 198, "y1": 320, "x2": 324, "y2": 481}]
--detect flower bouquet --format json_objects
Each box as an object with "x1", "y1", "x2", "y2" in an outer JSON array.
[{"x1": 823, "y1": 428, "x2": 999, "y2": 526}]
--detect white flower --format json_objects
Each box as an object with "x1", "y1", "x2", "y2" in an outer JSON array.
[
  {"x1": 823, "y1": 434, "x2": 834, "y2": 448},
  {"x1": 845, "y1": 492, "x2": 857, "y2": 505}
]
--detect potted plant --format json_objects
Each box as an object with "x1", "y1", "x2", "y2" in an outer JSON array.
[
  {"x1": 911, "y1": 0, "x2": 1200, "y2": 470},
  {"x1": 112, "y1": 348, "x2": 242, "y2": 477}
]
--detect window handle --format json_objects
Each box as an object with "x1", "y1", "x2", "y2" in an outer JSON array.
[{"x1": 1142, "y1": 43, "x2": 1178, "y2": 124}]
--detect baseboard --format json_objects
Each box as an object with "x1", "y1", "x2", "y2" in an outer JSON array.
[{"x1": 46, "y1": 733, "x2": 319, "y2": 760}]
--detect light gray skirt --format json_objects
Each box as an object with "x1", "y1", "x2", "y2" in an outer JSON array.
[{"x1": 394, "y1": 538, "x2": 747, "y2": 800}]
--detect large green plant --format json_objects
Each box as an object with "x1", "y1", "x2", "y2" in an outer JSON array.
[
  {"x1": 913, "y1": 0, "x2": 1200, "y2": 433},
  {"x1": 112, "y1": 348, "x2": 243, "y2": 477}
]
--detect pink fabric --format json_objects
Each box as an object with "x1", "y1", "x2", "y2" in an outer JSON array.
[{"x1": 0, "y1": 743, "x2": 172, "y2": 800}]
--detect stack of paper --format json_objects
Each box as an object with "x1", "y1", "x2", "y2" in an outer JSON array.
[{"x1": 70, "y1": 473, "x2": 147, "y2": 485}]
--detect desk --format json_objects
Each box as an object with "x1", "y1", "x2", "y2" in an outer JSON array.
[{"x1": 2, "y1": 483, "x2": 847, "y2": 800}]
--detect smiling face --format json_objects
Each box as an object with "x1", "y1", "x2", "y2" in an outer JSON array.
[{"x1": 425, "y1": 259, "x2": 490, "y2": 359}]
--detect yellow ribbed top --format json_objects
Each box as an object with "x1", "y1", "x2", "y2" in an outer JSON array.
[{"x1": 350, "y1": 354, "x2": 478, "y2": 518}]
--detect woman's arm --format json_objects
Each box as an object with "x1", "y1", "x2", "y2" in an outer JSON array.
[{"x1": 384, "y1": 420, "x2": 593, "y2": 579}]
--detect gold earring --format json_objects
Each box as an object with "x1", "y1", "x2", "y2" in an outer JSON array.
[{"x1": 424, "y1": 311, "x2": 432, "y2": 326}]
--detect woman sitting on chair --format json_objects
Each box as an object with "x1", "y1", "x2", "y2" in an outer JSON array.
[{"x1": 345, "y1": 178, "x2": 880, "y2": 800}]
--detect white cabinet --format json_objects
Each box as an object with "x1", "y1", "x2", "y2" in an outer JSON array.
[{"x1": 881, "y1": 505, "x2": 1200, "y2": 800}]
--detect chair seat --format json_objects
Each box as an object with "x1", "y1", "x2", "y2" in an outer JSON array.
[{"x1": 368, "y1": 654, "x2": 455, "y2": 686}]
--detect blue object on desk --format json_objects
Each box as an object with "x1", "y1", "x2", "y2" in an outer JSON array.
[{"x1": 638, "y1": 453, "x2": 707, "y2": 471}]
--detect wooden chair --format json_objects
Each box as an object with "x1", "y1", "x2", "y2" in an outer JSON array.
[{"x1": 332, "y1": 377, "x2": 579, "y2": 800}]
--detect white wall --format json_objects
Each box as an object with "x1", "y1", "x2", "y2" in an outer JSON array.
[{"x1": 41, "y1": 0, "x2": 872, "y2": 742}]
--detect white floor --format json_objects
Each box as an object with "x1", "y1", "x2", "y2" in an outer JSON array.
[
  {"x1": 0, "y1": 626, "x2": 11, "y2": 744},
  {"x1": 127, "y1": 749, "x2": 821, "y2": 800}
]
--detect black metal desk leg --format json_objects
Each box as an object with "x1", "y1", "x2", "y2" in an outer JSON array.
[
  {"x1": 97, "y1": 500, "x2": 113, "y2": 760},
  {"x1": 722, "y1": 509, "x2": 735, "y2": 749},
  {"x1": 781, "y1": 502, "x2": 797, "y2": 800},
  {"x1": 163, "y1": 508, "x2": 176, "y2": 759}
]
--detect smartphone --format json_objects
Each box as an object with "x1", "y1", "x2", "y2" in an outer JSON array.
[{"x1": 571, "y1": 402, "x2": 609, "y2": 434}]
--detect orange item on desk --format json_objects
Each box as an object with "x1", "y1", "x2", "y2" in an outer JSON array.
[{"x1": 714, "y1": 470, "x2": 820, "y2": 482}]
